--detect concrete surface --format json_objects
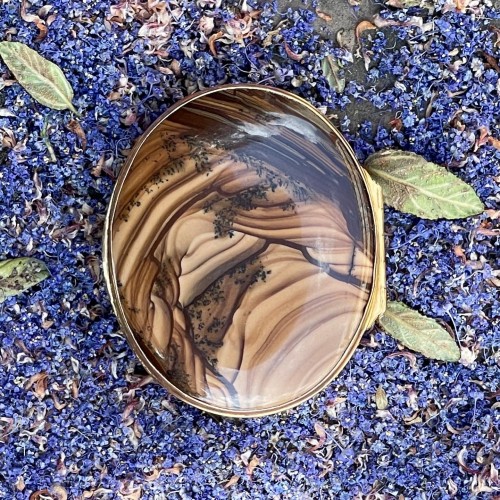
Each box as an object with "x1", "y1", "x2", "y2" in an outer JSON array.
[{"x1": 274, "y1": 0, "x2": 500, "y2": 132}]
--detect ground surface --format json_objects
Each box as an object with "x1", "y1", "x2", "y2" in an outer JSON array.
[{"x1": 0, "y1": 0, "x2": 499, "y2": 499}]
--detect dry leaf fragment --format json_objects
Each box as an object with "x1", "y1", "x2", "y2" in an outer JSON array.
[
  {"x1": 164, "y1": 463, "x2": 184, "y2": 475},
  {"x1": 66, "y1": 119, "x2": 87, "y2": 150},
  {"x1": 224, "y1": 475, "x2": 240, "y2": 488},
  {"x1": 199, "y1": 15, "x2": 215, "y2": 37},
  {"x1": 144, "y1": 468, "x2": 161, "y2": 481},
  {"x1": 490, "y1": 26, "x2": 500, "y2": 47},
  {"x1": 355, "y1": 20, "x2": 377, "y2": 43},
  {"x1": 485, "y1": 209, "x2": 500, "y2": 219},
  {"x1": 307, "y1": 422, "x2": 327, "y2": 452},
  {"x1": 21, "y1": 0, "x2": 48, "y2": 42},
  {"x1": 488, "y1": 136, "x2": 500, "y2": 150},
  {"x1": 457, "y1": 447, "x2": 482, "y2": 475},
  {"x1": 453, "y1": 0, "x2": 471, "y2": 12},
  {"x1": 476, "y1": 226, "x2": 500, "y2": 236},
  {"x1": 453, "y1": 245, "x2": 466, "y2": 263},
  {"x1": 316, "y1": 9, "x2": 332, "y2": 21},
  {"x1": 24, "y1": 371, "x2": 49, "y2": 399},
  {"x1": 375, "y1": 386, "x2": 389, "y2": 410},
  {"x1": 386, "y1": 350, "x2": 418, "y2": 369},
  {"x1": 475, "y1": 126, "x2": 490, "y2": 151},
  {"x1": 38, "y1": 5, "x2": 53, "y2": 18},
  {"x1": 246, "y1": 456, "x2": 260, "y2": 477},
  {"x1": 15, "y1": 476, "x2": 25, "y2": 492},
  {"x1": 284, "y1": 43, "x2": 305, "y2": 61},
  {"x1": 29, "y1": 490, "x2": 52, "y2": 500},
  {"x1": 51, "y1": 393, "x2": 67, "y2": 411},
  {"x1": 118, "y1": 481, "x2": 142, "y2": 500},
  {"x1": 389, "y1": 117, "x2": 403, "y2": 131},
  {"x1": 321, "y1": 55, "x2": 345, "y2": 93},
  {"x1": 208, "y1": 31, "x2": 224, "y2": 56},
  {"x1": 481, "y1": 51, "x2": 500, "y2": 72},
  {"x1": 0, "y1": 108, "x2": 16, "y2": 118},
  {"x1": 50, "y1": 485, "x2": 68, "y2": 500}
]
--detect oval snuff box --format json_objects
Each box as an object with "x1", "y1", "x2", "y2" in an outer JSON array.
[{"x1": 103, "y1": 84, "x2": 386, "y2": 417}]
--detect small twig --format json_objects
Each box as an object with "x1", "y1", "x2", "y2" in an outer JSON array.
[{"x1": 41, "y1": 115, "x2": 57, "y2": 163}]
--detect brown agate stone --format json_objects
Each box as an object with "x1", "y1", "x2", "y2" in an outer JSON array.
[{"x1": 107, "y1": 86, "x2": 382, "y2": 416}]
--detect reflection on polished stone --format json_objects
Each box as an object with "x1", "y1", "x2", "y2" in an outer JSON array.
[{"x1": 111, "y1": 87, "x2": 376, "y2": 414}]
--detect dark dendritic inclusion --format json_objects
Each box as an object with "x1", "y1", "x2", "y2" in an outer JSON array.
[
  {"x1": 112, "y1": 89, "x2": 375, "y2": 412},
  {"x1": 203, "y1": 154, "x2": 303, "y2": 239},
  {"x1": 185, "y1": 257, "x2": 270, "y2": 369}
]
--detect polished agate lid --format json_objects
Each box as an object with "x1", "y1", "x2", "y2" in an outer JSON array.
[{"x1": 103, "y1": 85, "x2": 385, "y2": 417}]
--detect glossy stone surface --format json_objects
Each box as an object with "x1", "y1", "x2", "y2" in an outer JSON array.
[{"x1": 109, "y1": 87, "x2": 376, "y2": 415}]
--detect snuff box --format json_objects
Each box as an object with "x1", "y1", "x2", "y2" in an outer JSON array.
[{"x1": 103, "y1": 84, "x2": 386, "y2": 417}]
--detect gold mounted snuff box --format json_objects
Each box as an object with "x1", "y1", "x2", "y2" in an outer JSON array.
[{"x1": 103, "y1": 84, "x2": 386, "y2": 417}]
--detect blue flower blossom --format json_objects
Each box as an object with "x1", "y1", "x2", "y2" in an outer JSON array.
[{"x1": 0, "y1": 0, "x2": 498, "y2": 498}]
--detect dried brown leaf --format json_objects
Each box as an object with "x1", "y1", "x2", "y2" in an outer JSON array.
[
  {"x1": 457, "y1": 447, "x2": 482, "y2": 474},
  {"x1": 314, "y1": 422, "x2": 327, "y2": 440},
  {"x1": 0, "y1": 108, "x2": 16, "y2": 118},
  {"x1": 321, "y1": 55, "x2": 345, "y2": 93},
  {"x1": 475, "y1": 126, "x2": 490, "y2": 151},
  {"x1": 284, "y1": 42, "x2": 305, "y2": 61},
  {"x1": 208, "y1": 31, "x2": 224, "y2": 56},
  {"x1": 51, "y1": 393, "x2": 66, "y2": 411},
  {"x1": 485, "y1": 209, "x2": 500, "y2": 219},
  {"x1": 482, "y1": 51, "x2": 500, "y2": 72},
  {"x1": 224, "y1": 475, "x2": 240, "y2": 488},
  {"x1": 375, "y1": 386, "x2": 389, "y2": 410},
  {"x1": 454, "y1": 0, "x2": 471, "y2": 12},
  {"x1": 29, "y1": 490, "x2": 52, "y2": 500},
  {"x1": 389, "y1": 117, "x2": 403, "y2": 131},
  {"x1": 21, "y1": 0, "x2": 48, "y2": 42},
  {"x1": 488, "y1": 136, "x2": 500, "y2": 150},
  {"x1": 355, "y1": 20, "x2": 377, "y2": 43},
  {"x1": 199, "y1": 16, "x2": 215, "y2": 42},
  {"x1": 38, "y1": 5, "x2": 53, "y2": 18},
  {"x1": 404, "y1": 411, "x2": 422, "y2": 425},
  {"x1": 15, "y1": 476, "x2": 25, "y2": 491},
  {"x1": 453, "y1": 245, "x2": 466, "y2": 263},
  {"x1": 144, "y1": 468, "x2": 161, "y2": 481},
  {"x1": 164, "y1": 463, "x2": 184, "y2": 475},
  {"x1": 316, "y1": 9, "x2": 332, "y2": 21},
  {"x1": 307, "y1": 422, "x2": 327, "y2": 452},
  {"x1": 490, "y1": 26, "x2": 500, "y2": 48},
  {"x1": 476, "y1": 226, "x2": 500, "y2": 236},
  {"x1": 66, "y1": 119, "x2": 87, "y2": 150},
  {"x1": 246, "y1": 456, "x2": 260, "y2": 477},
  {"x1": 51, "y1": 485, "x2": 68, "y2": 500},
  {"x1": 24, "y1": 371, "x2": 49, "y2": 399}
]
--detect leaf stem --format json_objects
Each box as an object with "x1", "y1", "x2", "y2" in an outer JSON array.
[{"x1": 41, "y1": 115, "x2": 57, "y2": 163}]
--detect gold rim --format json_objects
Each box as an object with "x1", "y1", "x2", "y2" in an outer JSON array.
[{"x1": 102, "y1": 83, "x2": 386, "y2": 418}]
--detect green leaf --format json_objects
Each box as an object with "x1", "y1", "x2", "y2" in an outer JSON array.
[
  {"x1": 0, "y1": 258, "x2": 50, "y2": 302},
  {"x1": 321, "y1": 55, "x2": 345, "y2": 93},
  {"x1": 364, "y1": 150, "x2": 484, "y2": 219},
  {"x1": 0, "y1": 41, "x2": 78, "y2": 114},
  {"x1": 378, "y1": 301, "x2": 461, "y2": 362}
]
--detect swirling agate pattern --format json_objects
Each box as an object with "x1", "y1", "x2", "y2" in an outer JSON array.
[{"x1": 111, "y1": 89, "x2": 375, "y2": 413}]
